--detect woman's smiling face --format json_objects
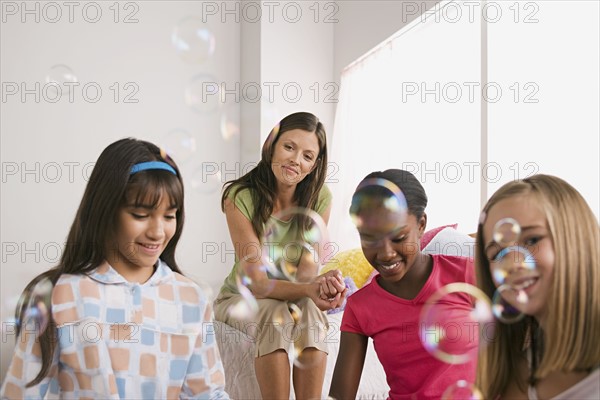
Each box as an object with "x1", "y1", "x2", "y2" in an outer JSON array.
[{"x1": 270, "y1": 129, "x2": 319, "y2": 187}]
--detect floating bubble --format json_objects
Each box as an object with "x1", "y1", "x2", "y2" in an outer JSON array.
[
  {"x1": 349, "y1": 178, "x2": 408, "y2": 248},
  {"x1": 185, "y1": 74, "x2": 220, "y2": 114},
  {"x1": 288, "y1": 303, "x2": 302, "y2": 325},
  {"x1": 190, "y1": 163, "x2": 222, "y2": 194},
  {"x1": 262, "y1": 207, "x2": 330, "y2": 282},
  {"x1": 262, "y1": 122, "x2": 281, "y2": 154},
  {"x1": 1, "y1": 295, "x2": 21, "y2": 335},
  {"x1": 492, "y1": 284, "x2": 526, "y2": 324},
  {"x1": 240, "y1": 255, "x2": 277, "y2": 295},
  {"x1": 15, "y1": 277, "x2": 54, "y2": 338},
  {"x1": 419, "y1": 283, "x2": 493, "y2": 364},
  {"x1": 228, "y1": 266, "x2": 259, "y2": 321},
  {"x1": 491, "y1": 245, "x2": 537, "y2": 288},
  {"x1": 172, "y1": 18, "x2": 215, "y2": 64},
  {"x1": 492, "y1": 218, "x2": 521, "y2": 246},
  {"x1": 290, "y1": 321, "x2": 328, "y2": 370},
  {"x1": 160, "y1": 129, "x2": 196, "y2": 164},
  {"x1": 442, "y1": 380, "x2": 483, "y2": 400},
  {"x1": 220, "y1": 111, "x2": 240, "y2": 141},
  {"x1": 45, "y1": 64, "x2": 78, "y2": 95}
]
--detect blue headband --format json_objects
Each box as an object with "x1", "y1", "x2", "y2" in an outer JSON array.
[{"x1": 130, "y1": 161, "x2": 177, "y2": 176}]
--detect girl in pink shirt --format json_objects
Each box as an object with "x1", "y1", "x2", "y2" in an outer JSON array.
[{"x1": 329, "y1": 169, "x2": 477, "y2": 400}]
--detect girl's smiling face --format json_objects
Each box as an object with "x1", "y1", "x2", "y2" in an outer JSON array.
[
  {"x1": 107, "y1": 192, "x2": 177, "y2": 283},
  {"x1": 358, "y1": 206, "x2": 426, "y2": 283},
  {"x1": 482, "y1": 194, "x2": 555, "y2": 323}
]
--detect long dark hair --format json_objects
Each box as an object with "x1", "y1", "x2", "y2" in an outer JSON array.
[
  {"x1": 16, "y1": 138, "x2": 185, "y2": 386},
  {"x1": 221, "y1": 112, "x2": 328, "y2": 238}
]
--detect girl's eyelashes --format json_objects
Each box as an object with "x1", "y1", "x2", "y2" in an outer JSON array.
[
  {"x1": 524, "y1": 236, "x2": 541, "y2": 247},
  {"x1": 360, "y1": 233, "x2": 407, "y2": 248},
  {"x1": 391, "y1": 235, "x2": 407, "y2": 244},
  {"x1": 490, "y1": 252, "x2": 501, "y2": 263},
  {"x1": 487, "y1": 236, "x2": 543, "y2": 262},
  {"x1": 129, "y1": 210, "x2": 178, "y2": 220}
]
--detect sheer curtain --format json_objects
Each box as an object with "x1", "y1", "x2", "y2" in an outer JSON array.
[
  {"x1": 328, "y1": 2, "x2": 481, "y2": 252},
  {"x1": 486, "y1": 1, "x2": 599, "y2": 207},
  {"x1": 328, "y1": 1, "x2": 599, "y2": 254}
]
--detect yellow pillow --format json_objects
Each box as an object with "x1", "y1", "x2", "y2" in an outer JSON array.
[{"x1": 321, "y1": 248, "x2": 374, "y2": 288}]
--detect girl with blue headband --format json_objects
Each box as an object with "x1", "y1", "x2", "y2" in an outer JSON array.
[{"x1": 1, "y1": 138, "x2": 229, "y2": 399}]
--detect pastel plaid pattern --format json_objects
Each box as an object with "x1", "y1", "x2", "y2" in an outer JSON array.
[{"x1": 1, "y1": 260, "x2": 229, "y2": 399}]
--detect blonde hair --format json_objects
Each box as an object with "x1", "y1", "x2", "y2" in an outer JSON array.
[{"x1": 475, "y1": 174, "x2": 600, "y2": 398}]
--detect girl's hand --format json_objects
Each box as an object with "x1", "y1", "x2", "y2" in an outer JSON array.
[
  {"x1": 310, "y1": 282, "x2": 348, "y2": 311},
  {"x1": 317, "y1": 269, "x2": 345, "y2": 299}
]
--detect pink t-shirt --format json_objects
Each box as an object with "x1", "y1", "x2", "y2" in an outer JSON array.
[{"x1": 341, "y1": 254, "x2": 477, "y2": 400}]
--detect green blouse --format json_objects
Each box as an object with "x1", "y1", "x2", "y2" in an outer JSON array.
[{"x1": 218, "y1": 184, "x2": 332, "y2": 295}]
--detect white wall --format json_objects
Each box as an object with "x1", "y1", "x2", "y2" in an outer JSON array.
[
  {"x1": 0, "y1": 1, "x2": 242, "y2": 378},
  {"x1": 334, "y1": 1, "x2": 440, "y2": 80}
]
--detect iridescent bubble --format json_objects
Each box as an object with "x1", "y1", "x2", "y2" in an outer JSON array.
[
  {"x1": 442, "y1": 380, "x2": 483, "y2": 400},
  {"x1": 419, "y1": 283, "x2": 494, "y2": 364},
  {"x1": 262, "y1": 207, "x2": 330, "y2": 282},
  {"x1": 1, "y1": 295, "x2": 21, "y2": 336},
  {"x1": 220, "y1": 111, "x2": 240, "y2": 141},
  {"x1": 45, "y1": 64, "x2": 78, "y2": 95},
  {"x1": 492, "y1": 218, "x2": 521, "y2": 246},
  {"x1": 290, "y1": 322, "x2": 328, "y2": 370},
  {"x1": 190, "y1": 163, "x2": 222, "y2": 194},
  {"x1": 160, "y1": 129, "x2": 196, "y2": 164},
  {"x1": 492, "y1": 284, "x2": 526, "y2": 324},
  {"x1": 172, "y1": 18, "x2": 215, "y2": 64},
  {"x1": 16, "y1": 277, "x2": 54, "y2": 338},
  {"x1": 185, "y1": 74, "x2": 221, "y2": 114},
  {"x1": 275, "y1": 242, "x2": 319, "y2": 282},
  {"x1": 228, "y1": 266, "x2": 259, "y2": 321},
  {"x1": 239, "y1": 255, "x2": 277, "y2": 296},
  {"x1": 349, "y1": 178, "x2": 408, "y2": 248},
  {"x1": 288, "y1": 303, "x2": 302, "y2": 325},
  {"x1": 490, "y1": 245, "x2": 537, "y2": 288},
  {"x1": 262, "y1": 122, "x2": 281, "y2": 153}
]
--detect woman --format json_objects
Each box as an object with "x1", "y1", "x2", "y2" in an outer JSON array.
[{"x1": 214, "y1": 112, "x2": 346, "y2": 399}]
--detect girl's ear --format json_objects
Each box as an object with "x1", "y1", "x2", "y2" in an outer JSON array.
[{"x1": 418, "y1": 213, "x2": 428, "y2": 238}]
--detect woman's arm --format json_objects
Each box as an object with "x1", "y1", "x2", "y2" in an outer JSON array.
[
  {"x1": 224, "y1": 198, "x2": 344, "y2": 310},
  {"x1": 329, "y1": 331, "x2": 369, "y2": 399}
]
